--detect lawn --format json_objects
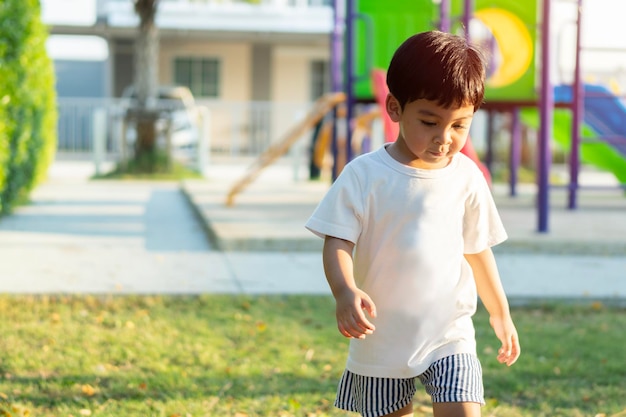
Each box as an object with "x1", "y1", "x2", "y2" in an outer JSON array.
[{"x1": 0, "y1": 295, "x2": 624, "y2": 417}]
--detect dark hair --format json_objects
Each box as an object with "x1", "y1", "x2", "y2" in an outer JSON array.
[{"x1": 386, "y1": 31, "x2": 486, "y2": 112}]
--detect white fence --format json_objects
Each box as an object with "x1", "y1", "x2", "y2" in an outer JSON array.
[{"x1": 55, "y1": 97, "x2": 313, "y2": 165}]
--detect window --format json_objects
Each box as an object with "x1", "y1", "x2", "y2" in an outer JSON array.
[
  {"x1": 174, "y1": 57, "x2": 220, "y2": 98},
  {"x1": 311, "y1": 60, "x2": 330, "y2": 100}
]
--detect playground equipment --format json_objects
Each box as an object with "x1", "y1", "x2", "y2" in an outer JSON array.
[
  {"x1": 334, "y1": 0, "x2": 548, "y2": 226},
  {"x1": 225, "y1": 92, "x2": 345, "y2": 206},
  {"x1": 521, "y1": 84, "x2": 626, "y2": 186},
  {"x1": 310, "y1": 103, "x2": 383, "y2": 180},
  {"x1": 226, "y1": 0, "x2": 624, "y2": 234},
  {"x1": 333, "y1": 0, "x2": 624, "y2": 233}
]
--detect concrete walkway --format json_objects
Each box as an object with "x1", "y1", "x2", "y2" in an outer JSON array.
[
  {"x1": 0, "y1": 158, "x2": 624, "y2": 301},
  {"x1": 184, "y1": 158, "x2": 626, "y2": 256}
]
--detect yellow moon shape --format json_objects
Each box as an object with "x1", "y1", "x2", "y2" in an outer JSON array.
[{"x1": 474, "y1": 8, "x2": 533, "y2": 88}]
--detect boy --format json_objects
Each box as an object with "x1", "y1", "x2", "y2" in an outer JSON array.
[{"x1": 305, "y1": 31, "x2": 520, "y2": 417}]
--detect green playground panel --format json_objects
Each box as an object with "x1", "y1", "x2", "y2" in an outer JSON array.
[
  {"x1": 521, "y1": 108, "x2": 626, "y2": 184},
  {"x1": 450, "y1": 0, "x2": 538, "y2": 101},
  {"x1": 352, "y1": 0, "x2": 437, "y2": 100},
  {"x1": 353, "y1": 0, "x2": 538, "y2": 102}
]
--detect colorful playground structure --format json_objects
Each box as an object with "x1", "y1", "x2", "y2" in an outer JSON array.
[
  {"x1": 329, "y1": 0, "x2": 625, "y2": 232},
  {"x1": 227, "y1": 0, "x2": 625, "y2": 233}
]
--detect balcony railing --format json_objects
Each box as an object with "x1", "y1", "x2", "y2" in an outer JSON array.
[{"x1": 102, "y1": 0, "x2": 333, "y2": 34}]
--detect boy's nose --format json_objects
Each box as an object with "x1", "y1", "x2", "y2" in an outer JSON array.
[{"x1": 434, "y1": 130, "x2": 453, "y2": 145}]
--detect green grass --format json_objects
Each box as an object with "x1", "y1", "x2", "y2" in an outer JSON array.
[
  {"x1": 0, "y1": 295, "x2": 624, "y2": 417},
  {"x1": 93, "y1": 158, "x2": 203, "y2": 181}
]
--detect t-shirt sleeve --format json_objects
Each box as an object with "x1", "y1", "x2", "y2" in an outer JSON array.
[
  {"x1": 463, "y1": 166, "x2": 507, "y2": 254},
  {"x1": 304, "y1": 165, "x2": 364, "y2": 244}
]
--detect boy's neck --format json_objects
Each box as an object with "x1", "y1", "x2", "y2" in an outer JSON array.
[{"x1": 385, "y1": 142, "x2": 452, "y2": 170}]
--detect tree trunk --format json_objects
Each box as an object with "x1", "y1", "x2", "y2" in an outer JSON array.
[
  {"x1": 134, "y1": 0, "x2": 158, "y2": 109},
  {"x1": 129, "y1": 0, "x2": 162, "y2": 172}
]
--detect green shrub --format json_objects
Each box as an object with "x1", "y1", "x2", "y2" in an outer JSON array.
[{"x1": 0, "y1": 0, "x2": 57, "y2": 214}]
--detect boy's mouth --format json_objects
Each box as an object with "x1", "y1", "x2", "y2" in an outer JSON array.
[{"x1": 430, "y1": 149, "x2": 448, "y2": 156}]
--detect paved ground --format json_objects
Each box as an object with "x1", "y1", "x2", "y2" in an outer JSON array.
[
  {"x1": 0, "y1": 158, "x2": 624, "y2": 302},
  {"x1": 184, "y1": 157, "x2": 626, "y2": 255},
  {"x1": 0, "y1": 173, "x2": 328, "y2": 295}
]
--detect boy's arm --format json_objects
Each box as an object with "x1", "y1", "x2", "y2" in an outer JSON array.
[
  {"x1": 465, "y1": 248, "x2": 520, "y2": 366},
  {"x1": 323, "y1": 235, "x2": 377, "y2": 339}
]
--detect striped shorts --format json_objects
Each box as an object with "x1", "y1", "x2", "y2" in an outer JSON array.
[{"x1": 335, "y1": 353, "x2": 484, "y2": 417}]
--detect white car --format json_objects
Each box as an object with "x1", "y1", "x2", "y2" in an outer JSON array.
[{"x1": 122, "y1": 85, "x2": 200, "y2": 160}]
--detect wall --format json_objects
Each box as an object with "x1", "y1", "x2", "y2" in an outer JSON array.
[
  {"x1": 271, "y1": 44, "x2": 330, "y2": 148},
  {"x1": 159, "y1": 39, "x2": 251, "y2": 101},
  {"x1": 272, "y1": 44, "x2": 329, "y2": 103}
]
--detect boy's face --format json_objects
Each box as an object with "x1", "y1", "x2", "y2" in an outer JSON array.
[{"x1": 385, "y1": 95, "x2": 474, "y2": 169}]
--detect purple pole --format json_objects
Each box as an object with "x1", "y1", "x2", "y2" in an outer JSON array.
[
  {"x1": 345, "y1": 0, "x2": 355, "y2": 165},
  {"x1": 331, "y1": 0, "x2": 344, "y2": 100},
  {"x1": 463, "y1": 0, "x2": 474, "y2": 39},
  {"x1": 331, "y1": 0, "x2": 345, "y2": 181},
  {"x1": 538, "y1": 0, "x2": 553, "y2": 233},
  {"x1": 510, "y1": 107, "x2": 521, "y2": 197},
  {"x1": 485, "y1": 110, "x2": 494, "y2": 172},
  {"x1": 568, "y1": 0, "x2": 583, "y2": 209},
  {"x1": 440, "y1": 0, "x2": 451, "y2": 32}
]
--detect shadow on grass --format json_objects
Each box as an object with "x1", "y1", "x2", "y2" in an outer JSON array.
[{"x1": 4, "y1": 371, "x2": 338, "y2": 408}]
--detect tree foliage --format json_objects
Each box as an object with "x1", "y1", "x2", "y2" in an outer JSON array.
[{"x1": 0, "y1": 0, "x2": 57, "y2": 214}]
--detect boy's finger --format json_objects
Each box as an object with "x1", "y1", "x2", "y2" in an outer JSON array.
[
  {"x1": 507, "y1": 337, "x2": 521, "y2": 365},
  {"x1": 361, "y1": 298, "x2": 377, "y2": 318},
  {"x1": 339, "y1": 314, "x2": 373, "y2": 338},
  {"x1": 338, "y1": 322, "x2": 362, "y2": 339},
  {"x1": 355, "y1": 311, "x2": 375, "y2": 333},
  {"x1": 498, "y1": 337, "x2": 520, "y2": 366}
]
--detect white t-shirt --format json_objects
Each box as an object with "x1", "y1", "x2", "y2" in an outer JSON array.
[{"x1": 305, "y1": 144, "x2": 507, "y2": 378}]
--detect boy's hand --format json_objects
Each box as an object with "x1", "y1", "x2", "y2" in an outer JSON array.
[
  {"x1": 490, "y1": 315, "x2": 520, "y2": 366},
  {"x1": 334, "y1": 287, "x2": 377, "y2": 339}
]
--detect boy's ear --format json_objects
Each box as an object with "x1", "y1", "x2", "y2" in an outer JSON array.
[{"x1": 385, "y1": 94, "x2": 402, "y2": 122}]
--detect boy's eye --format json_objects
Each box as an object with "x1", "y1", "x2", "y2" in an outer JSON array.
[{"x1": 421, "y1": 120, "x2": 437, "y2": 127}]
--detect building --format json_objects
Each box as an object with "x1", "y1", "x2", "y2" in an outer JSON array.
[{"x1": 43, "y1": 0, "x2": 335, "y2": 156}]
